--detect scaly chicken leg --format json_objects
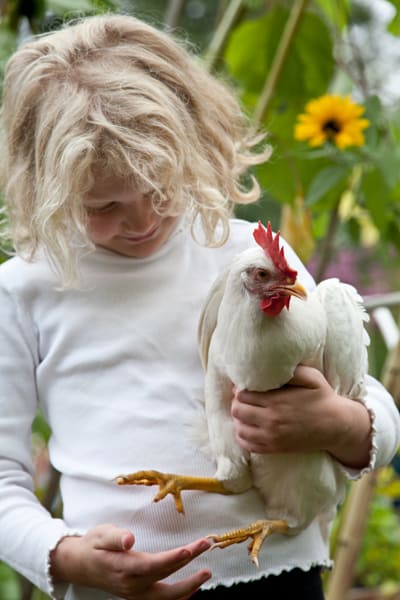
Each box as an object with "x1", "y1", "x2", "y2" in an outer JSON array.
[
  {"x1": 116, "y1": 469, "x2": 289, "y2": 565},
  {"x1": 207, "y1": 519, "x2": 289, "y2": 566},
  {"x1": 116, "y1": 469, "x2": 232, "y2": 514}
]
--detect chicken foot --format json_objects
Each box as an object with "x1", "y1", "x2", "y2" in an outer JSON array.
[
  {"x1": 116, "y1": 470, "x2": 288, "y2": 566},
  {"x1": 208, "y1": 518, "x2": 289, "y2": 567},
  {"x1": 115, "y1": 469, "x2": 233, "y2": 514}
]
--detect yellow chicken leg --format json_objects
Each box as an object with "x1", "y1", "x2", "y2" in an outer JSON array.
[
  {"x1": 115, "y1": 470, "x2": 233, "y2": 514},
  {"x1": 207, "y1": 519, "x2": 289, "y2": 567}
]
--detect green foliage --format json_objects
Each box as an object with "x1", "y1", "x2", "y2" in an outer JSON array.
[
  {"x1": 224, "y1": 5, "x2": 335, "y2": 206},
  {"x1": 386, "y1": 0, "x2": 400, "y2": 35},
  {"x1": 223, "y1": 2, "x2": 400, "y2": 262},
  {"x1": 315, "y1": 0, "x2": 351, "y2": 30},
  {"x1": 48, "y1": 0, "x2": 116, "y2": 14},
  {"x1": 329, "y1": 463, "x2": 400, "y2": 590},
  {"x1": 2, "y1": 0, "x2": 46, "y2": 32},
  {"x1": 0, "y1": 23, "x2": 17, "y2": 85},
  {"x1": 356, "y1": 494, "x2": 400, "y2": 588},
  {"x1": 225, "y1": 7, "x2": 334, "y2": 104},
  {"x1": 0, "y1": 562, "x2": 20, "y2": 600},
  {"x1": 32, "y1": 410, "x2": 51, "y2": 442}
]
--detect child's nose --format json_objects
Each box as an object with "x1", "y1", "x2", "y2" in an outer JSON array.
[{"x1": 122, "y1": 197, "x2": 155, "y2": 231}]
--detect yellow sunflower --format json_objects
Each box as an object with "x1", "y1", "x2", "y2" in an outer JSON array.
[{"x1": 294, "y1": 94, "x2": 370, "y2": 149}]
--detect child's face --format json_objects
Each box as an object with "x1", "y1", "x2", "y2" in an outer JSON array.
[{"x1": 84, "y1": 175, "x2": 180, "y2": 258}]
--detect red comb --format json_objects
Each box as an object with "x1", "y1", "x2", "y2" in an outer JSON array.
[{"x1": 253, "y1": 221, "x2": 297, "y2": 280}]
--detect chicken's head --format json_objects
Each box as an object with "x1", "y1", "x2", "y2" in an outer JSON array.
[{"x1": 242, "y1": 221, "x2": 307, "y2": 317}]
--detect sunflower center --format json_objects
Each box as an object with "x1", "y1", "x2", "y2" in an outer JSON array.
[{"x1": 322, "y1": 119, "x2": 341, "y2": 135}]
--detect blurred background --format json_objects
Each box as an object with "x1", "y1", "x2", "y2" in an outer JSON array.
[{"x1": 0, "y1": 1, "x2": 399, "y2": 598}]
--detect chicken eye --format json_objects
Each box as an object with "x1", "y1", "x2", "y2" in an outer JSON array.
[{"x1": 254, "y1": 268, "x2": 270, "y2": 281}]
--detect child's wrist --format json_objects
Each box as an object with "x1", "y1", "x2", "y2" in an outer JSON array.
[
  {"x1": 327, "y1": 398, "x2": 372, "y2": 469},
  {"x1": 49, "y1": 535, "x2": 83, "y2": 584}
]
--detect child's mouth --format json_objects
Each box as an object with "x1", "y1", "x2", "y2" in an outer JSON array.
[{"x1": 119, "y1": 224, "x2": 160, "y2": 243}]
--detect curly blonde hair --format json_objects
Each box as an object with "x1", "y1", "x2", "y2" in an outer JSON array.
[{"x1": 0, "y1": 13, "x2": 270, "y2": 286}]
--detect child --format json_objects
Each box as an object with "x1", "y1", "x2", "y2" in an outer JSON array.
[{"x1": 0, "y1": 13, "x2": 398, "y2": 600}]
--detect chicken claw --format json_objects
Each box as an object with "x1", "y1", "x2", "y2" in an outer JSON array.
[
  {"x1": 115, "y1": 469, "x2": 232, "y2": 514},
  {"x1": 207, "y1": 518, "x2": 289, "y2": 567}
]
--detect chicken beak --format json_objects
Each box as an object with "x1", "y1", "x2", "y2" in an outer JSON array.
[
  {"x1": 285, "y1": 281, "x2": 308, "y2": 299},
  {"x1": 272, "y1": 281, "x2": 308, "y2": 300}
]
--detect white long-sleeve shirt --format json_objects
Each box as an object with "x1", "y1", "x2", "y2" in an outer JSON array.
[{"x1": 0, "y1": 218, "x2": 399, "y2": 599}]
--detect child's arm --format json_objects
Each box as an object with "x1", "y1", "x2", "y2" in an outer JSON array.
[
  {"x1": 50, "y1": 524, "x2": 211, "y2": 599},
  {"x1": 231, "y1": 364, "x2": 400, "y2": 471}
]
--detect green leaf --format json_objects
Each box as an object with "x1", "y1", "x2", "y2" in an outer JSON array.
[
  {"x1": 255, "y1": 147, "x2": 329, "y2": 206},
  {"x1": 314, "y1": 0, "x2": 351, "y2": 30},
  {"x1": 374, "y1": 146, "x2": 400, "y2": 190},
  {"x1": 356, "y1": 494, "x2": 400, "y2": 587},
  {"x1": 360, "y1": 167, "x2": 391, "y2": 231},
  {"x1": 0, "y1": 562, "x2": 20, "y2": 600},
  {"x1": 0, "y1": 24, "x2": 17, "y2": 89},
  {"x1": 364, "y1": 94, "x2": 384, "y2": 122},
  {"x1": 47, "y1": 0, "x2": 114, "y2": 14},
  {"x1": 32, "y1": 410, "x2": 51, "y2": 442},
  {"x1": 225, "y1": 6, "x2": 334, "y2": 102},
  {"x1": 305, "y1": 165, "x2": 349, "y2": 206},
  {"x1": 385, "y1": 0, "x2": 400, "y2": 35}
]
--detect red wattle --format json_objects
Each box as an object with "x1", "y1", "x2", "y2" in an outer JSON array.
[{"x1": 259, "y1": 294, "x2": 290, "y2": 316}]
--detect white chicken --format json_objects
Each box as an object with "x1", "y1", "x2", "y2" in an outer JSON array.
[{"x1": 117, "y1": 221, "x2": 370, "y2": 565}]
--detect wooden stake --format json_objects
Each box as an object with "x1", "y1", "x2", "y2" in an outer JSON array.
[{"x1": 325, "y1": 338, "x2": 400, "y2": 600}]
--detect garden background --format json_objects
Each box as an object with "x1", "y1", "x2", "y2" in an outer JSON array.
[{"x1": 0, "y1": 0, "x2": 399, "y2": 598}]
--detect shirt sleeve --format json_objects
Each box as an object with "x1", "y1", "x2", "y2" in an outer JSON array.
[
  {"x1": 0, "y1": 284, "x2": 78, "y2": 598},
  {"x1": 342, "y1": 375, "x2": 400, "y2": 479},
  {"x1": 367, "y1": 375, "x2": 400, "y2": 467}
]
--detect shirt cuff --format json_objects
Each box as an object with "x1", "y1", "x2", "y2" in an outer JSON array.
[
  {"x1": 46, "y1": 529, "x2": 84, "y2": 599},
  {"x1": 338, "y1": 374, "x2": 400, "y2": 480},
  {"x1": 338, "y1": 397, "x2": 377, "y2": 480}
]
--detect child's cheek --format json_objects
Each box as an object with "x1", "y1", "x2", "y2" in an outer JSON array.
[{"x1": 86, "y1": 215, "x2": 117, "y2": 244}]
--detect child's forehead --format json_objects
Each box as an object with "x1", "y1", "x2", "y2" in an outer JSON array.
[{"x1": 87, "y1": 171, "x2": 157, "y2": 197}]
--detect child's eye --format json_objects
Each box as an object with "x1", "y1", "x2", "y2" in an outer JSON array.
[{"x1": 86, "y1": 202, "x2": 117, "y2": 214}]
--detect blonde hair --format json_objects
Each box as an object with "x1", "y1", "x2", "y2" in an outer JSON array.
[{"x1": 0, "y1": 13, "x2": 270, "y2": 286}]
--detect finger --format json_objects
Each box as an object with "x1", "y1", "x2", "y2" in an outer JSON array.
[
  {"x1": 156, "y1": 568, "x2": 212, "y2": 599},
  {"x1": 184, "y1": 538, "x2": 211, "y2": 558},
  {"x1": 133, "y1": 538, "x2": 211, "y2": 581},
  {"x1": 287, "y1": 364, "x2": 321, "y2": 388},
  {"x1": 161, "y1": 538, "x2": 211, "y2": 570},
  {"x1": 121, "y1": 531, "x2": 135, "y2": 551},
  {"x1": 234, "y1": 389, "x2": 269, "y2": 409},
  {"x1": 231, "y1": 399, "x2": 260, "y2": 425},
  {"x1": 235, "y1": 423, "x2": 269, "y2": 452},
  {"x1": 235, "y1": 420, "x2": 263, "y2": 442},
  {"x1": 93, "y1": 524, "x2": 135, "y2": 552},
  {"x1": 237, "y1": 439, "x2": 269, "y2": 453}
]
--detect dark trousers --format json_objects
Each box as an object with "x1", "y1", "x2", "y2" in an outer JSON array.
[{"x1": 192, "y1": 567, "x2": 325, "y2": 599}]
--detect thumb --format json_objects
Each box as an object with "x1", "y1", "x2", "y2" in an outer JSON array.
[
  {"x1": 121, "y1": 531, "x2": 135, "y2": 551},
  {"x1": 93, "y1": 524, "x2": 135, "y2": 552},
  {"x1": 288, "y1": 364, "x2": 323, "y2": 388}
]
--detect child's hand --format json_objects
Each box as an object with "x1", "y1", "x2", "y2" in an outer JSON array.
[
  {"x1": 50, "y1": 523, "x2": 212, "y2": 599},
  {"x1": 231, "y1": 364, "x2": 371, "y2": 468}
]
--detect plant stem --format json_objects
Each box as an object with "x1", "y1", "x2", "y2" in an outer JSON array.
[
  {"x1": 203, "y1": 0, "x2": 245, "y2": 71},
  {"x1": 253, "y1": 0, "x2": 310, "y2": 128},
  {"x1": 164, "y1": 0, "x2": 186, "y2": 30}
]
